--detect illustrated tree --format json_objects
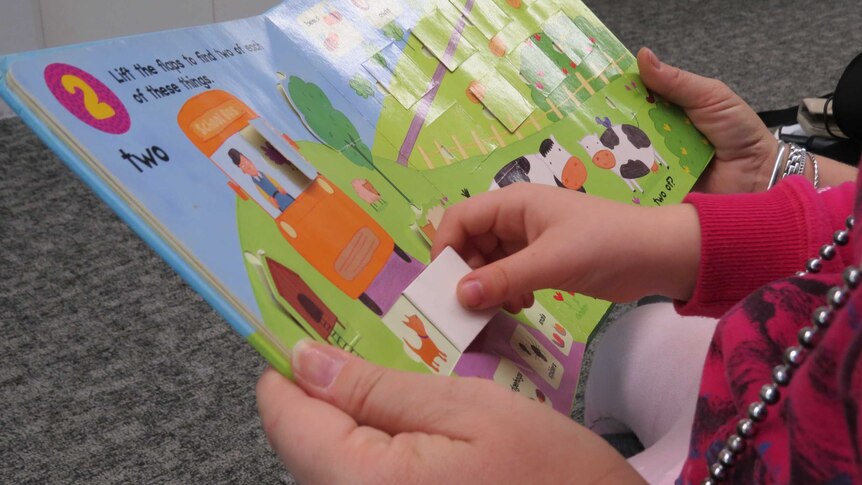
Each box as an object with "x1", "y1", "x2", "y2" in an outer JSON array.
[
  {"x1": 572, "y1": 16, "x2": 630, "y2": 63},
  {"x1": 648, "y1": 100, "x2": 712, "y2": 174},
  {"x1": 371, "y1": 52, "x2": 388, "y2": 69},
  {"x1": 381, "y1": 21, "x2": 404, "y2": 42},
  {"x1": 285, "y1": 76, "x2": 417, "y2": 205},
  {"x1": 286, "y1": 76, "x2": 374, "y2": 170},
  {"x1": 520, "y1": 31, "x2": 578, "y2": 123},
  {"x1": 518, "y1": 16, "x2": 634, "y2": 122},
  {"x1": 349, "y1": 73, "x2": 375, "y2": 99}
]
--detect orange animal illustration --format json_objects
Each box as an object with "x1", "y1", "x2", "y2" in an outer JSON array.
[{"x1": 402, "y1": 315, "x2": 447, "y2": 372}]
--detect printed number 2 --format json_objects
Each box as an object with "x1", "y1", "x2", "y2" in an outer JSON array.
[{"x1": 61, "y1": 74, "x2": 116, "y2": 120}]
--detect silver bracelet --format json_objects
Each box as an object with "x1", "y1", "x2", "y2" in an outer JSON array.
[
  {"x1": 783, "y1": 143, "x2": 807, "y2": 178},
  {"x1": 767, "y1": 141, "x2": 787, "y2": 190},
  {"x1": 768, "y1": 141, "x2": 819, "y2": 190},
  {"x1": 810, "y1": 151, "x2": 820, "y2": 188}
]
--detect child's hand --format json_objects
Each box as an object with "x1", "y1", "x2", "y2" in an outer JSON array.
[
  {"x1": 257, "y1": 341, "x2": 644, "y2": 485},
  {"x1": 638, "y1": 48, "x2": 778, "y2": 194},
  {"x1": 431, "y1": 184, "x2": 700, "y2": 311}
]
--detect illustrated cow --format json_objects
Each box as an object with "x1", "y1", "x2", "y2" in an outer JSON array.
[
  {"x1": 489, "y1": 135, "x2": 588, "y2": 192},
  {"x1": 579, "y1": 117, "x2": 668, "y2": 192}
]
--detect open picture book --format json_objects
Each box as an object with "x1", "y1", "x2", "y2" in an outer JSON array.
[{"x1": 0, "y1": 0, "x2": 713, "y2": 414}]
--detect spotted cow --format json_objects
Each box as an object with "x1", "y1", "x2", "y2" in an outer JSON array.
[{"x1": 579, "y1": 117, "x2": 668, "y2": 192}]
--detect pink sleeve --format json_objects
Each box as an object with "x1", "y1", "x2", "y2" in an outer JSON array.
[{"x1": 675, "y1": 176, "x2": 856, "y2": 318}]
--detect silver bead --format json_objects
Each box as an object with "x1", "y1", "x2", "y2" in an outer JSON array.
[
  {"x1": 737, "y1": 418, "x2": 755, "y2": 438},
  {"x1": 834, "y1": 229, "x2": 850, "y2": 246},
  {"x1": 820, "y1": 244, "x2": 837, "y2": 261},
  {"x1": 726, "y1": 434, "x2": 746, "y2": 454},
  {"x1": 718, "y1": 448, "x2": 735, "y2": 467},
  {"x1": 760, "y1": 383, "x2": 780, "y2": 404},
  {"x1": 844, "y1": 267, "x2": 861, "y2": 289},
  {"x1": 784, "y1": 346, "x2": 805, "y2": 367},
  {"x1": 828, "y1": 286, "x2": 848, "y2": 308},
  {"x1": 772, "y1": 364, "x2": 791, "y2": 386},
  {"x1": 798, "y1": 326, "x2": 818, "y2": 348},
  {"x1": 847, "y1": 215, "x2": 855, "y2": 229},
  {"x1": 796, "y1": 271, "x2": 808, "y2": 277},
  {"x1": 748, "y1": 401, "x2": 768, "y2": 422},
  {"x1": 703, "y1": 478, "x2": 717, "y2": 485},
  {"x1": 805, "y1": 258, "x2": 823, "y2": 273},
  {"x1": 710, "y1": 462, "x2": 727, "y2": 481},
  {"x1": 812, "y1": 306, "x2": 832, "y2": 328}
]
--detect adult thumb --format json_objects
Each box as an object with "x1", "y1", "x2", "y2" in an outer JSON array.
[
  {"x1": 290, "y1": 341, "x2": 497, "y2": 435},
  {"x1": 637, "y1": 47, "x2": 733, "y2": 111},
  {"x1": 457, "y1": 248, "x2": 551, "y2": 310}
]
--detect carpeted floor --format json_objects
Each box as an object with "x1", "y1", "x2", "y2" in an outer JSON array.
[{"x1": 2, "y1": 1, "x2": 861, "y2": 482}]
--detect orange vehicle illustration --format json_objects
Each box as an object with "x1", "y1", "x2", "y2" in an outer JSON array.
[{"x1": 178, "y1": 90, "x2": 423, "y2": 315}]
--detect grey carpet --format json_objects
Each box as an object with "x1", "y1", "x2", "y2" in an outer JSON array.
[{"x1": 2, "y1": 1, "x2": 861, "y2": 482}]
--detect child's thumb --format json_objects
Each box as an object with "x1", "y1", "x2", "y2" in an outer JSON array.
[
  {"x1": 457, "y1": 250, "x2": 546, "y2": 310},
  {"x1": 637, "y1": 47, "x2": 729, "y2": 111}
]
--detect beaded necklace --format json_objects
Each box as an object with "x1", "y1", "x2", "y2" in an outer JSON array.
[{"x1": 703, "y1": 215, "x2": 857, "y2": 484}]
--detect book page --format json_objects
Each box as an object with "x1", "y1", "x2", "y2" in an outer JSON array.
[{"x1": 4, "y1": 0, "x2": 713, "y2": 414}]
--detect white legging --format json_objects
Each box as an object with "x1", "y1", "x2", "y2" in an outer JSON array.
[{"x1": 584, "y1": 303, "x2": 718, "y2": 484}]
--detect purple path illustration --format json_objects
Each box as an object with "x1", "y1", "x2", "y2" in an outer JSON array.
[
  {"x1": 364, "y1": 250, "x2": 425, "y2": 316},
  {"x1": 397, "y1": 0, "x2": 477, "y2": 166}
]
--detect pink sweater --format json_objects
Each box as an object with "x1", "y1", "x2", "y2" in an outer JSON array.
[{"x1": 675, "y1": 175, "x2": 861, "y2": 483}]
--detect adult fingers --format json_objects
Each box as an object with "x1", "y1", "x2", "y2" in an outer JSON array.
[
  {"x1": 291, "y1": 341, "x2": 508, "y2": 438},
  {"x1": 637, "y1": 47, "x2": 735, "y2": 111},
  {"x1": 256, "y1": 368, "x2": 389, "y2": 484},
  {"x1": 637, "y1": 47, "x2": 775, "y2": 177}
]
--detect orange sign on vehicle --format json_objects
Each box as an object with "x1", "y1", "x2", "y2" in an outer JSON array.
[{"x1": 178, "y1": 90, "x2": 258, "y2": 157}]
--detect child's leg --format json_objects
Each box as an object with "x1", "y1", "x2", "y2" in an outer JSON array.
[{"x1": 583, "y1": 302, "x2": 717, "y2": 483}]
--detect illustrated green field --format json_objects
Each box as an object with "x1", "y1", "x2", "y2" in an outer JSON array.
[{"x1": 235, "y1": 0, "x2": 713, "y2": 376}]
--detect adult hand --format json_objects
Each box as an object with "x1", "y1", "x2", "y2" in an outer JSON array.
[
  {"x1": 257, "y1": 341, "x2": 643, "y2": 485},
  {"x1": 638, "y1": 48, "x2": 777, "y2": 194},
  {"x1": 431, "y1": 183, "x2": 700, "y2": 312}
]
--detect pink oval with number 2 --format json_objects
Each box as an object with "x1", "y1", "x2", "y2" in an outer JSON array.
[{"x1": 44, "y1": 63, "x2": 131, "y2": 134}]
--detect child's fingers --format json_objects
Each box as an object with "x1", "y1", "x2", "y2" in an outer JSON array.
[
  {"x1": 457, "y1": 239, "x2": 559, "y2": 310},
  {"x1": 458, "y1": 240, "x2": 486, "y2": 269},
  {"x1": 522, "y1": 292, "x2": 535, "y2": 310},
  {"x1": 502, "y1": 293, "x2": 535, "y2": 314},
  {"x1": 432, "y1": 188, "x2": 528, "y2": 260},
  {"x1": 503, "y1": 299, "x2": 524, "y2": 314},
  {"x1": 483, "y1": 244, "x2": 514, "y2": 266},
  {"x1": 470, "y1": 231, "x2": 501, "y2": 258}
]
